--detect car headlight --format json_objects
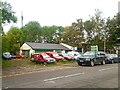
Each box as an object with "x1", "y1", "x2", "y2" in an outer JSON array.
[{"x1": 86, "y1": 58, "x2": 91, "y2": 61}]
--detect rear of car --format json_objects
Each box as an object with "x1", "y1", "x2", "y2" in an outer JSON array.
[
  {"x1": 31, "y1": 53, "x2": 44, "y2": 63},
  {"x1": 106, "y1": 54, "x2": 120, "y2": 63}
]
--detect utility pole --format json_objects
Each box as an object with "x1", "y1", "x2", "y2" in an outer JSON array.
[{"x1": 21, "y1": 11, "x2": 23, "y2": 27}]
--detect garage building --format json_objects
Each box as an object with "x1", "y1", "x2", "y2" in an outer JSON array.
[{"x1": 20, "y1": 42, "x2": 71, "y2": 57}]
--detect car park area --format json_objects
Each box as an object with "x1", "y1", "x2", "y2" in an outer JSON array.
[{"x1": 2, "y1": 50, "x2": 120, "y2": 88}]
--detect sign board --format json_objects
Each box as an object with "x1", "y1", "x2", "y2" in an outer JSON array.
[{"x1": 91, "y1": 45, "x2": 98, "y2": 51}]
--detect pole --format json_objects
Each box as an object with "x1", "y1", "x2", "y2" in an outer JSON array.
[{"x1": 21, "y1": 11, "x2": 23, "y2": 27}]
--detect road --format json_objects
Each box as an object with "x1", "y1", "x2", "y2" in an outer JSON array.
[{"x1": 2, "y1": 63, "x2": 118, "y2": 88}]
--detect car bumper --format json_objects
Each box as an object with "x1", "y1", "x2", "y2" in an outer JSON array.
[{"x1": 76, "y1": 60, "x2": 90, "y2": 64}]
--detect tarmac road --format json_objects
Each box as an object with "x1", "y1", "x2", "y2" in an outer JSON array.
[{"x1": 2, "y1": 63, "x2": 119, "y2": 88}]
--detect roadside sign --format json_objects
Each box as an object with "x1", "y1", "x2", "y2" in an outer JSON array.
[{"x1": 91, "y1": 45, "x2": 98, "y2": 51}]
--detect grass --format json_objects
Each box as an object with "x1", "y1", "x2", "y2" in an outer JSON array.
[
  {"x1": 43, "y1": 59, "x2": 76, "y2": 67},
  {"x1": 2, "y1": 58, "x2": 76, "y2": 68},
  {"x1": 2, "y1": 60, "x2": 12, "y2": 67}
]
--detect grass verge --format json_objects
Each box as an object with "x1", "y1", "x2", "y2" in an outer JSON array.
[
  {"x1": 2, "y1": 60, "x2": 12, "y2": 67},
  {"x1": 2, "y1": 58, "x2": 76, "y2": 68}
]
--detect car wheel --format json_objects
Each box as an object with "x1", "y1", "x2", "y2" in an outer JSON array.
[
  {"x1": 77, "y1": 62, "x2": 82, "y2": 66},
  {"x1": 101, "y1": 60, "x2": 105, "y2": 65},
  {"x1": 90, "y1": 60, "x2": 94, "y2": 67}
]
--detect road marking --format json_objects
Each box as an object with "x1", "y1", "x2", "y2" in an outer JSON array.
[
  {"x1": 99, "y1": 67, "x2": 118, "y2": 71},
  {"x1": 44, "y1": 72, "x2": 84, "y2": 82}
]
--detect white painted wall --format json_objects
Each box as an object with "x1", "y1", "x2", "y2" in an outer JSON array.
[{"x1": 20, "y1": 43, "x2": 35, "y2": 56}]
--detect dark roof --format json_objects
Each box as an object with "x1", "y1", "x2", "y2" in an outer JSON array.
[{"x1": 26, "y1": 42, "x2": 70, "y2": 50}]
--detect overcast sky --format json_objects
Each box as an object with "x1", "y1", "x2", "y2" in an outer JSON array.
[{"x1": 3, "y1": 0, "x2": 120, "y2": 32}]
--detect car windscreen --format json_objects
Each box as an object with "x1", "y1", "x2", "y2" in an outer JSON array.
[
  {"x1": 42, "y1": 54, "x2": 50, "y2": 58},
  {"x1": 53, "y1": 53, "x2": 59, "y2": 57},
  {"x1": 84, "y1": 51, "x2": 95, "y2": 56}
]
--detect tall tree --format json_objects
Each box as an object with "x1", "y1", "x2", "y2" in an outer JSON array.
[
  {"x1": 89, "y1": 9, "x2": 106, "y2": 51},
  {"x1": 61, "y1": 19, "x2": 85, "y2": 48},
  {"x1": 106, "y1": 13, "x2": 119, "y2": 53},
  {"x1": 21, "y1": 21, "x2": 42, "y2": 43},
  {"x1": 41, "y1": 25, "x2": 64, "y2": 43}
]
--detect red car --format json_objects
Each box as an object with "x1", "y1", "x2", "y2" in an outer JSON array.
[
  {"x1": 58, "y1": 53, "x2": 74, "y2": 60},
  {"x1": 31, "y1": 53, "x2": 56, "y2": 63},
  {"x1": 16, "y1": 54, "x2": 26, "y2": 58},
  {"x1": 45, "y1": 52, "x2": 63, "y2": 61},
  {"x1": 41, "y1": 53, "x2": 56, "y2": 63}
]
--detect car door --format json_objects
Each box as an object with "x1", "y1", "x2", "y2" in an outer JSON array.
[
  {"x1": 99, "y1": 52, "x2": 106, "y2": 62},
  {"x1": 95, "y1": 52, "x2": 101, "y2": 63}
]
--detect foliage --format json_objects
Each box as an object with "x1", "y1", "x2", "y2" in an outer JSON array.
[
  {"x1": 1, "y1": 1, "x2": 17, "y2": 24},
  {"x1": 2, "y1": 27, "x2": 22, "y2": 54},
  {"x1": 41, "y1": 25, "x2": 64, "y2": 43},
  {"x1": 1, "y1": 4, "x2": 119, "y2": 54},
  {"x1": 61, "y1": 19, "x2": 84, "y2": 48},
  {"x1": 21, "y1": 21, "x2": 42, "y2": 43},
  {"x1": 1, "y1": 1, "x2": 17, "y2": 34}
]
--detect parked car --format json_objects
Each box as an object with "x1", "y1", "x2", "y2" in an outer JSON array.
[
  {"x1": 67, "y1": 51, "x2": 82, "y2": 60},
  {"x1": 11, "y1": 54, "x2": 16, "y2": 58},
  {"x1": 76, "y1": 51, "x2": 107, "y2": 66},
  {"x1": 2, "y1": 52, "x2": 12, "y2": 60},
  {"x1": 45, "y1": 52, "x2": 63, "y2": 61},
  {"x1": 58, "y1": 53, "x2": 74, "y2": 60},
  {"x1": 31, "y1": 53, "x2": 44, "y2": 63},
  {"x1": 31, "y1": 53, "x2": 56, "y2": 64},
  {"x1": 16, "y1": 54, "x2": 26, "y2": 58},
  {"x1": 106, "y1": 54, "x2": 120, "y2": 63},
  {"x1": 41, "y1": 53, "x2": 56, "y2": 63}
]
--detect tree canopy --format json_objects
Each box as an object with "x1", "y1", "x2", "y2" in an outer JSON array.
[
  {"x1": 0, "y1": 1, "x2": 17, "y2": 34},
  {"x1": 1, "y1": 4, "x2": 119, "y2": 54}
]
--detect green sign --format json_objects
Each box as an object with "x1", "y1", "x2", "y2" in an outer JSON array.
[{"x1": 91, "y1": 45, "x2": 98, "y2": 51}]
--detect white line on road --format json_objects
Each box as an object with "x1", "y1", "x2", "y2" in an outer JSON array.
[
  {"x1": 99, "y1": 67, "x2": 118, "y2": 71},
  {"x1": 44, "y1": 72, "x2": 84, "y2": 82}
]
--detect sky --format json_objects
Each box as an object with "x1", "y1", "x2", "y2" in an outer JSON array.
[{"x1": 3, "y1": 0, "x2": 120, "y2": 32}]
